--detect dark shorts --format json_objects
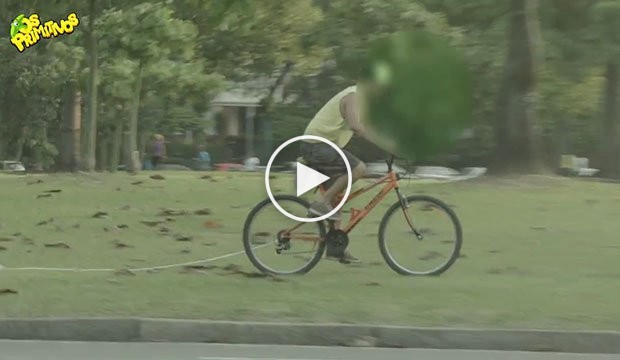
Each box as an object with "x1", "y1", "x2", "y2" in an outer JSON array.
[{"x1": 300, "y1": 141, "x2": 362, "y2": 184}]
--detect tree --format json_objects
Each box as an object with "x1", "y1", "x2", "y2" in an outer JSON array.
[
  {"x1": 493, "y1": 0, "x2": 544, "y2": 173},
  {"x1": 96, "y1": 1, "x2": 208, "y2": 171}
]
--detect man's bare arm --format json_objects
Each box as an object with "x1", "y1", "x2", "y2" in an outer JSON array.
[
  {"x1": 340, "y1": 93, "x2": 367, "y2": 137},
  {"x1": 340, "y1": 93, "x2": 399, "y2": 154}
]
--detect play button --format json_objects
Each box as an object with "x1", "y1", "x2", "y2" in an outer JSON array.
[
  {"x1": 264, "y1": 135, "x2": 352, "y2": 223},
  {"x1": 296, "y1": 162, "x2": 329, "y2": 197}
]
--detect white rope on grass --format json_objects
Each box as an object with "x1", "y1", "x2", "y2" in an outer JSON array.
[{"x1": 0, "y1": 245, "x2": 270, "y2": 273}]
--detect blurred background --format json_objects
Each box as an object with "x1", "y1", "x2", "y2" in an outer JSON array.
[{"x1": 0, "y1": 0, "x2": 619, "y2": 178}]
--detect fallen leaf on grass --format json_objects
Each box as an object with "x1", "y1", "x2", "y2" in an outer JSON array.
[
  {"x1": 193, "y1": 208, "x2": 212, "y2": 215},
  {"x1": 141, "y1": 220, "x2": 164, "y2": 227},
  {"x1": 174, "y1": 234, "x2": 193, "y2": 242},
  {"x1": 113, "y1": 269, "x2": 136, "y2": 276},
  {"x1": 36, "y1": 218, "x2": 54, "y2": 226},
  {"x1": 0, "y1": 289, "x2": 18, "y2": 295},
  {"x1": 200, "y1": 175, "x2": 212, "y2": 180},
  {"x1": 530, "y1": 226, "x2": 547, "y2": 231},
  {"x1": 221, "y1": 263, "x2": 241, "y2": 272},
  {"x1": 202, "y1": 242, "x2": 217, "y2": 246},
  {"x1": 36, "y1": 194, "x2": 52, "y2": 199},
  {"x1": 0, "y1": 245, "x2": 6, "y2": 251},
  {"x1": 12, "y1": 232, "x2": 21, "y2": 237},
  {"x1": 44, "y1": 242, "x2": 70, "y2": 249},
  {"x1": 27, "y1": 179, "x2": 44, "y2": 185},
  {"x1": 131, "y1": 181, "x2": 144, "y2": 185},
  {"x1": 22, "y1": 238, "x2": 35, "y2": 245},
  {"x1": 92, "y1": 211, "x2": 108, "y2": 219},
  {"x1": 44, "y1": 189, "x2": 62, "y2": 193},
  {"x1": 418, "y1": 251, "x2": 442, "y2": 261},
  {"x1": 0, "y1": 236, "x2": 16, "y2": 242},
  {"x1": 116, "y1": 224, "x2": 129, "y2": 229},
  {"x1": 158, "y1": 226, "x2": 171, "y2": 234},
  {"x1": 112, "y1": 240, "x2": 133, "y2": 249},
  {"x1": 72, "y1": 224, "x2": 80, "y2": 229},
  {"x1": 363, "y1": 282, "x2": 380, "y2": 286},
  {"x1": 116, "y1": 187, "x2": 121, "y2": 191},
  {"x1": 180, "y1": 248, "x2": 191, "y2": 254},
  {"x1": 150, "y1": 174, "x2": 165, "y2": 180},
  {"x1": 158, "y1": 208, "x2": 189, "y2": 216},
  {"x1": 202, "y1": 220, "x2": 222, "y2": 229},
  {"x1": 119, "y1": 205, "x2": 131, "y2": 210},
  {"x1": 179, "y1": 264, "x2": 216, "y2": 274},
  {"x1": 488, "y1": 249, "x2": 501, "y2": 254},
  {"x1": 165, "y1": 217, "x2": 175, "y2": 222}
]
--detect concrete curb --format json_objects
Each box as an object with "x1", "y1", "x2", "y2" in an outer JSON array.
[{"x1": 0, "y1": 318, "x2": 619, "y2": 354}]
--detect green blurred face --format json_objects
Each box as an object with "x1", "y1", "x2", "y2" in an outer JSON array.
[{"x1": 357, "y1": 78, "x2": 385, "y2": 99}]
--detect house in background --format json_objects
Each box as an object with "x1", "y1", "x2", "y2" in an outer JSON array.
[{"x1": 207, "y1": 76, "x2": 294, "y2": 163}]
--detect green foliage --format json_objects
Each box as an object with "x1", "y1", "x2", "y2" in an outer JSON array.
[{"x1": 361, "y1": 31, "x2": 473, "y2": 160}]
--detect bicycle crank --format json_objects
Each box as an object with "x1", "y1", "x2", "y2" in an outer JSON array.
[
  {"x1": 325, "y1": 229, "x2": 349, "y2": 256},
  {"x1": 275, "y1": 230, "x2": 291, "y2": 254}
]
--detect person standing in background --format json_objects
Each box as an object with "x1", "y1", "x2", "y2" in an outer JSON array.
[{"x1": 150, "y1": 134, "x2": 166, "y2": 169}]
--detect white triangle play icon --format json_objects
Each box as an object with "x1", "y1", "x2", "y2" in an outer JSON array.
[{"x1": 296, "y1": 162, "x2": 330, "y2": 197}]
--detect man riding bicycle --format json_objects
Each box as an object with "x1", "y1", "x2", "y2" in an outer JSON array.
[{"x1": 301, "y1": 70, "x2": 396, "y2": 263}]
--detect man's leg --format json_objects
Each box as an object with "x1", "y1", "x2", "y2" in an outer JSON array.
[{"x1": 320, "y1": 162, "x2": 367, "y2": 205}]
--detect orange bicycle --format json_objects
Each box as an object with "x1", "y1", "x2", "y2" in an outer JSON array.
[{"x1": 243, "y1": 155, "x2": 462, "y2": 275}]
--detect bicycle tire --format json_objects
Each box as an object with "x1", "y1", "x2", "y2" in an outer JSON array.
[
  {"x1": 242, "y1": 195, "x2": 327, "y2": 275},
  {"x1": 378, "y1": 195, "x2": 462, "y2": 276}
]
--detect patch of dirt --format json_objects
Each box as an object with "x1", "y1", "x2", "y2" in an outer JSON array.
[{"x1": 203, "y1": 220, "x2": 222, "y2": 229}]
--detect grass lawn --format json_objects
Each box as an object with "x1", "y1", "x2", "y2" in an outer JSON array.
[{"x1": 0, "y1": 171, "x2": 619, "y2": 330}]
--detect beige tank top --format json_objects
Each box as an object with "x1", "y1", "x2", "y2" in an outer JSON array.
[{"x1": 303, "y1": 86, "x2": 357, "y2": 148}]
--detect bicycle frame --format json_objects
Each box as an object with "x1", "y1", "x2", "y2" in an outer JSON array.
[
  {"x1": 285, "y1": 169, "x2": 415, "y2": 242},
  {"x1": 329, "y1": 171, "x2": 399, "y2": 233}
]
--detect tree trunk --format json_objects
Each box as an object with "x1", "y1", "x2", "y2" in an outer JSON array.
[
  {"x1": 83, "y1": 0, "x2": 99, "y2": 171},
  {"x1": 60, "y1": 84, "x2": 81, "y2": 172},
  {"x1": 109, "y1": 121, "x2": 123, "y2": 172},
  {"x1": 492, "y1": 0, "x2": 544, "y2": 173},
  {"x1": 125, "y1": 62, "x2": 143, "y2": 173},
  {"x1": 600, "y1": 60, "x2": 620, "y2": 178}
]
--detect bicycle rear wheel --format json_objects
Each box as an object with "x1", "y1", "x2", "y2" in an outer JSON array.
[
  {"x1": 243, "y1": 195, "x2": 326, "y2": 275},
  {"x1": 378, "y1": 195, "x2": 462, "y2": 275}
]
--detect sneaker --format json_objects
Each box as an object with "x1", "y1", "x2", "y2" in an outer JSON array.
[
  {"x1": 326, "y1": 250, "x2": 360, "y2": 264},
  {"x1": 308, "y1": 201, "x2": 340, "y2": 221}
]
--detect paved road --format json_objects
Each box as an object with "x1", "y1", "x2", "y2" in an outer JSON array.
[{"x1": 0, "y1": 341, "x2": 618, "y2": 360}]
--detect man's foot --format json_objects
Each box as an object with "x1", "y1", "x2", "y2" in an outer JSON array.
[
  {"x1": 308, "y1": 201, "x2": 340, "y2": 221},
  {"x1": 325, "y1": 250, "x2": 360, "y2": 264}
]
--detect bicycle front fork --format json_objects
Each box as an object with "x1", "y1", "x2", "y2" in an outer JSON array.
[{"x1": 395, "y1": 187, "x2": 423, "y2": 240}]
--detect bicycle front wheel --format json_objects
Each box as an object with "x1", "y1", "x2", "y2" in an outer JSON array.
[
  {"x1": 243, "y1": 195, "x2": 326, "y2": 275},
  {"x1": 378, "y1": 195, "x2": 462, "y2": 275}
]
